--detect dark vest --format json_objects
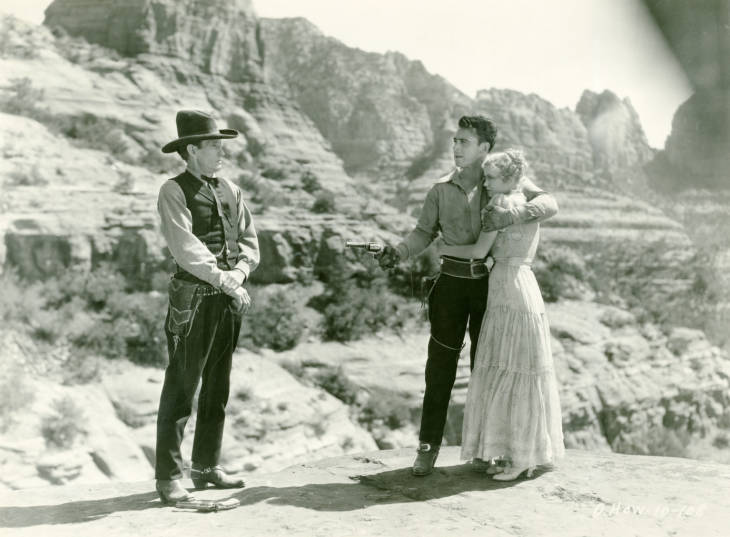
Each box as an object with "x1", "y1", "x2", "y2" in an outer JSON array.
[{"x1": 172, "y1": 171, "x2": 240, "y2": 280}]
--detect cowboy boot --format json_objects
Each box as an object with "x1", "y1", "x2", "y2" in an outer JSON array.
[
  {"x1": 191, "y1": 464, "x2": 245, "y2": 489},
  {"x1": 412, "y1": 443, "x2": 440, "y2": 476},
  {"x1": 156, "y1": 479, "x2": 193, "y2": 504}
]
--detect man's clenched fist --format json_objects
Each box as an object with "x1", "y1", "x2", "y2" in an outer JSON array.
[{"x1": 230, "y1": 287, "x2": 251, "y2": 315}]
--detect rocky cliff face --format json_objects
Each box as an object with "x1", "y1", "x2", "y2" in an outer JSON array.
[
  {"x1": 260, "y1": 17, "x2": 470, "y2": 184},
  {"x1": 576, "y1": 90, "x2": 654, "y2": 193},
  {"x1": 649, "y1": 89, "x2": 730, "y2": 191},
  {"x1": 44, "y1": 0, "x2": 263, "y2": 83}
]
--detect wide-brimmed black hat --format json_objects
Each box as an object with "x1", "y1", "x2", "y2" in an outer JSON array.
[{"x1": 161, "y1": 110, "x2": 238, "y2": 153}]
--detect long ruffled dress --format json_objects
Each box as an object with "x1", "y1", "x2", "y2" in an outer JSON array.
[{"x1": 460, "y1": 191, "x2": 564, "y2": 470}]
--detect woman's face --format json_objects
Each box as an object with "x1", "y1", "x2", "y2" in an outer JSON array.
[{"x1": 483, "y1": 162, "x2": 517, "y2": 193}]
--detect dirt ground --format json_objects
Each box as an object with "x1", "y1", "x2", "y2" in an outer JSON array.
[{"x1": 1, "y1": 447, "x2": 728, "y2": 537}]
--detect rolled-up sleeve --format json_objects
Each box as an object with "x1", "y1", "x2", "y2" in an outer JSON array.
[
  {"x1": 234, "y1": 191, "x2": 260, "y2": 279},
  {"x1": 157, "y1": 180, "x2": 224, "y2": 287},
  {"x1": 397, "y1": 186, "x2": 440, "y2": 259}
]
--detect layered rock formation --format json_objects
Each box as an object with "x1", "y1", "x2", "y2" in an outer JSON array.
[
  {"x1": 44, "y1": 0, "x2": 264, "y2": 82},
  {"x1": 263, "y1": 298, "x2": 730, "y2": 455},
  {"x1": 576, "y1": 90, "x2": 654, "y2": 193},
  {"x1": 260, "y1": 17, "x2": 470, "y2": 183}
]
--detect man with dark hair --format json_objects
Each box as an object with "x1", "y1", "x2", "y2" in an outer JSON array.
[
  {"x1": 376, "y1": 114, "x2": 558, "y2": 476},
  {"x1": 154, "y1": 110, "x2": 259, "y2": 504}
]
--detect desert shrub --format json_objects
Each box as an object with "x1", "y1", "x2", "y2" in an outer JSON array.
[
  {"x1": 104, "y1": 291, "x2": 167, "y2": 366},
  {"x1": 53, "y1": 113, "x2": 133, "y2": 159},
  {"x1": 41, "y1": 396, "x2": 86, "y2": 449},
  {"x1": 5, "y1": 165, "x2": 49, "y2": 186},
  {"x1": 311, "y1": 190, "x2": 336, "y2": 214},
  {"x1": 67, "y1": 290, "x2": 167, "y2": 366},
  {"x1": 718, "y1": 413, "x2": 730, "y2": 430},
  {"x1": 0, "y1": 269, "x2": 46, "y2": 325},
  {"x1": 310, "y1": 420, "x2": 327, "y2": 437},
  {"x1": 39, "y1": 264, "x2": 127, "y2": 311},
  {"x1": 4, "y1": 266, "x2": 167, "y2": 367},
  {"x1": 311, "y1": 365, "x2": 360, "y2": 405},
  {"x1": 712, "y1": 433, "x2": 729, "y2": 449},
  {"x1": 139, "y1": 148, "x2": 177, "y2": 174},
  {"x1": 587, "y1": 239, "x2": 727, "y2": 346},
  {"x1": 235, "y1": 385, "x2": 254, "y2": 403},
  {"x1": 360, "y1": 390, "x2": 413, "y2": 430},
  {"x1": 244, "y1": 289, "x2": 306, "y2": 351},
  {"x1": 278, "y1": 359, "x2": 306, "y2": 379},
  {"x1": 61, "y1": 352, "x2": 101, "y2": 385},
  {"x1": 0, "y1": 77, "x2": 44, "y2": 116},
  {"x1": 236, "y1": 171, "x2": 289, "y2": 207},
  {"x1": 320, "y1": 284, "x2": 408, "y2": 341},
  {"x1": 261, "y1": 166, "x2": 286, "y2": 180},
  {"x1": 311, "y1": 262, "x2": 416, "y2": 342},
  {"x1": 0, "y1": 17, "x2": 42, "y2": 59},
  {"x1": 301, "y1": 171, "x2": 321, "y2": 194},
  {"x1": 612, "y1": 426, "x2": 692, "y2": 458},
  {"x1": 533, "y1": 244, "x2": 591, "y2": 302},
  {"x1": 245, "y1": 136, "x2": 265, "y2": 158},
  {"x1": 0, "y1": 365, "x2": 35, "y2": 432}
]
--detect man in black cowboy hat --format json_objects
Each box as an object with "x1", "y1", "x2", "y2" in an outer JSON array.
[{"x1": 154, "y1": 110, "x2": 260, "y2": 504}]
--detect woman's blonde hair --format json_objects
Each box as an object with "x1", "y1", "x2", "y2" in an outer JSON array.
[{"x1": 482, "y1": 149, "x2": 527, "y2": 187}]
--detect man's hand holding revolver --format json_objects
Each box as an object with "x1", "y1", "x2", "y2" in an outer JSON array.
[
  {"x1": 375, "y1": 245, "x2": 402, "y2": 270},
  {"x1": 346, "y1": 239, "x2": 402, "y2": 270}
]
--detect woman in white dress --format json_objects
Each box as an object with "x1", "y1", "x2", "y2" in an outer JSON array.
[{"x1": 433, "y1": 149, "x2": 564, "y2": 480}]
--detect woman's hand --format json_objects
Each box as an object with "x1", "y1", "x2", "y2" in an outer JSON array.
[
  {"x1": 432, "y1": 237, "x2": 445, "y2": 255},
  {"x1": 481, "y1": 204, "x2": 514, "y2": 231}
]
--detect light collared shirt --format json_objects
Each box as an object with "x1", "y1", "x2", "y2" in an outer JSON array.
[
  {"x1": 157, "y1": 171, "x2": 259, "y2": 288},
  {"x1": 397, "y1": 169, "x2": 558, "y2": 259}
]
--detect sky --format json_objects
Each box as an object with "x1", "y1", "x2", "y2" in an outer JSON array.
[{"x1": 2, "y1": 0, "x2": 693, "y2": 148}]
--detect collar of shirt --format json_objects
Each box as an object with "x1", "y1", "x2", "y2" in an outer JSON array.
[
  {"x1": 448, "y1": 167, "x2": 483, "y2": 192},
  {"x1": 184, "y1": 169, "x2": 218, "y2": 186}
]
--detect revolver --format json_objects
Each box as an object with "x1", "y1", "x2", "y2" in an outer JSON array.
[{"x1": 345, "y1": 240, "x2": 384, "y2": 254}]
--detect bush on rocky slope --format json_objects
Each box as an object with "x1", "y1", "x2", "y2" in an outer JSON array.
[{"x1": 1, "y1": 267, "x2": 168, "y2": 372}]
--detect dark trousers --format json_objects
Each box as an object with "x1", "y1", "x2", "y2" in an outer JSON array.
[
  {"x1": 418, "y1": 273, "x2": 489, "y2": 446},
  {"x1": 155, "y1": 293, "x2": 241, "y2": 480}
]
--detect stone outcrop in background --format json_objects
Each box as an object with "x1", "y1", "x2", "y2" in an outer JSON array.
[
  {"x1": 642, "y1": 0, "x2": 730, "y2": 191},
  {"x1": 260, "y1": 17, "x2": 471, "y2": 184},
  {"x1": 45, "y1": 0, "x2": 264, "y2": 82},
  {"x1": 576, "y1": 89, "x2": 654, "y2": 194}
]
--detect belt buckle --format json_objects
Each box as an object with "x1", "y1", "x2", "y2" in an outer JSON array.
[{"x1": 470, "y1": 261, "x2": 485, "y2": 278}]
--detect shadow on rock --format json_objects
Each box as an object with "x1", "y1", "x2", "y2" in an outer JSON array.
[
  {"x1": 235, "y1": 463, "x2": 552, "y2": 511},
  {"x1": 0, "y1": 491, "x2": 164, "y2": 528}
]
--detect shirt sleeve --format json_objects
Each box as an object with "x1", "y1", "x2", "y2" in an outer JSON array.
[
  {"x1": 397, "y1": 186, "x2": 440, "y2": 259},
  {"x1": 157, "y1": 180, "x2": 224, "y2": 287},
  {"x1": 233, "y1": 188, "x2": 260, "y2": 280},
  {"x1": 510, "y1": 178, "x2": 559, "y2": 224}
]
